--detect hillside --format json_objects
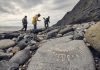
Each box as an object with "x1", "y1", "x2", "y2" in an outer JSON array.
[{"x1": 54, "y1": 0, "x2": 100, "y2": 26}]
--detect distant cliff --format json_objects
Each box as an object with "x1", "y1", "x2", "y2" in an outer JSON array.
[{"x1": 54, "y1": 0, "x2": 100, "y2": 26}]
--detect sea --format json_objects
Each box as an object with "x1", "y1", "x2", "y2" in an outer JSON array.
[{"x1": 0, "y1": 26, "x2": 34, "y2": 33}]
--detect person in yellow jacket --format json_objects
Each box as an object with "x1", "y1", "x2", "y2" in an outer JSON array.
[{"x1": 32, "y1": 14, "x2": 41, "y2": 30}]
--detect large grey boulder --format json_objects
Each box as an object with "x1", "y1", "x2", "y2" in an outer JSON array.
[
  {"x1": 16, "y1": 34, "x2": 24, "y2": 42},
  {"x1": 16, "y1": 39, "x2": 28, "y2": 49},
  {"x1": 0, "y1": 60, "x2": 19, "y2": 70},
  {"x1": 40, "y1": 36, "x2": 72, "y2": 46},
  {"x1": 46, "y1": 29, "x2": 59, "y2": 39},
  {"x1": 9, "y1": 47, "x2": 31, "y2": 66},
  {"x1": 85, "y1": 22, "x2": 100, "y2": 52},
  {"x1": 58, "y1": 26, "x2": 73, "y2": 35},
  {"x1": 0, "y1": 51, "x2": 13, "y2": 59},
  {"x1": 27, "y1": 37, "x2": 95, "y2": 70},
  {"x1": 0, "y1": 39, "x2": 15, "y2": 49}
]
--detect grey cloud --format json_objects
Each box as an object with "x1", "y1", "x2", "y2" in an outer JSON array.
[
  {"x1": 0, "y1": 0, "x2": 43, "y2": 14},
  {"x1": 50, "y1": 0, "x2": 79, "y2": 10},
  {"x1": 12, "y1": 0, "x2": 43, "y2": 9},
  {"x1": 0, "y1": 7, "x2": 9, "y2": 13},
  {"x1": 53, "y1": 2, "x2": 79, "y2": 10},
  {"x1": 0, "y1": 0, "x2": 79, "y2": 14},
  {"x1": 53, "y1": 0, "x2": 66, "y2": 4},
  {"x1": 41, "y1": 0, "x2": 79, "y2": 11},
  {"x1": 0, "y1": 0, "x2": 19, "y2": 14}
]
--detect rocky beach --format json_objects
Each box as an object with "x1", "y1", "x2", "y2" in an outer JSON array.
[
  {"x1": 0, "y1": 21, "x2": 100, "y2": 70},
  {"x1": 0, "y1": 0, "x2": 100, "y2": 70}
]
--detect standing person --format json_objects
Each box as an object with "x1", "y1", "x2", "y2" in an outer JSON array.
[
  {"x1": 21, "y1": 16, "x2": 28, "y2": 31},
  {"x1": 32, "y1": 14, "x2": 41, "y2": 30},
  {"x1": 43, "y1": 16, "x2": 50, "y2": 29}
]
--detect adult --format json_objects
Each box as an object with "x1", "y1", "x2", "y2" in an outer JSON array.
[
  {"x1": 32, "y1": 14, "x2": 41, "y2": 30},
  {"x1": 21, "y1": 16, "x2": 28, "y2": 31}
]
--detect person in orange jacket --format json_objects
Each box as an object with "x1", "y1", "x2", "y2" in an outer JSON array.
[{"x1": 32, "y1": 14, "x2": 41, "y2": 30}]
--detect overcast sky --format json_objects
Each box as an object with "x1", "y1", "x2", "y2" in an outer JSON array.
[{"x1": 0, "y1": 0, "x2": 79, "y2": 27}]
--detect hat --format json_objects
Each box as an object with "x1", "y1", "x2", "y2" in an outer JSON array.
[{"x1": 37, "y1": 13, "x2": 41, "y2": 17}]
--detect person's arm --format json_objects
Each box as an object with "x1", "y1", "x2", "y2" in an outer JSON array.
[
  {"x1": 38, "y1": 19, "x2": 41, "y2": 21},
  {"x1": 48, "y1": 19, "x2": 50, "y2": 23},
  {"x1": 43, "y1": 17, "x2": 45, "y2": 20},
  {"x1": 37, "y1": 18, "x2": 41, "y2": 21},
  {"x1": 36, "y1": 17, "x2": 41, "y2": 21}
]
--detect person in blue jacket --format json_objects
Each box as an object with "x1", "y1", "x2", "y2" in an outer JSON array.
[{"x1": 43, "y1": 16, "x2": 50, "y2": 29}]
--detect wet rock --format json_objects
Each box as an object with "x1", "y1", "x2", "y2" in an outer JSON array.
[
  {"x1": 16, "y1": 34, "x2": 24, "y2": 42},
  {"x1": 16, "y1": 39, "x2": 29, "y2": 50},
  {"x1": 33, "y1": 34, "x2": 41, "y2": 42},
  {"x1": 37, "y1": 35, "x2": 46, "y2": 41},
  {"x1": 29, "y1": 40, "x2": 37, "y2": 46},
  {"x1": 63, "y1": 31, "x2": 74, "y2": 36},
  {"x1": 0, "y1": 52, "x2": 13, "y2": 59},
  {"x1": 56, "y1": 34, "x2": 63, "y2": 38},
  {"x1": 85, "y1": 22, "x2": 100, "y2": 52},
  {"x1": 11, "y1": 39, "x2": 29, "y2": 54},
  {"x1": 1, "y1": 32, "x2": 20, "y2": 39},
  {"x1": 0, "y1": 34, "x2": 5, "y2": 40},
  {"x1": 81, "y1": 22, "x2": 91, "y2": 29},
  {"x1": 9, "y1": 47, "x2": 31, "y2": 66},
  {"x1": 58, "y1": 26, "x2": 73, "y2": 35},
  {"x1": 0, "y1": 39, "x2": 15, "y2": 49},
  {"x1": 27, "y1": 37, "x2": 95, "y2": 70},
  {"x1": 32, "y1": 28, "x2": 45, "y2": 34},
  {"x1": 46, "y1": 29, "x2": 59, "y2": 39},
  {"x1": 12, "y1": 38, "x2": 18, "y2": 42},
  {"x1": 27, "y1": 45, "x2": 38, "y2": 52},
  {"x1": 73, "y1": 28, "x2": 84, "y2": 40},
  {"x1": 0, "y1": 49, "x2": 4, "y2": 52},
  {"x1": 39, "y1": 36, "x2": 72, "y2": 49},
  {"x1": 42, "y1": 27, "x2": 56, "y2": 34},
  {"x1": 11, "y1": 47, "x2": 20, "y2": 54},
  {"x1": 0, "y1": 60, "x2": 19, "y2": 70}
]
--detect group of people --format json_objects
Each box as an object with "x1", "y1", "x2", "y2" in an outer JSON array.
[{"x1": 21, "y1": 13, "x2": 50, "y2": 31}]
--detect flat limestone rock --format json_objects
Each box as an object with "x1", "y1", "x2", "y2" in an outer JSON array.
[
  {"x1": 0, "y1": 39, "x2": 15, "y2": 49},
  {"x1": 27, "y1": 37, "x2": 95, "y2": 70},
  {"x1": 39, "y1": 36, "x2": 72, "y2": 47}
]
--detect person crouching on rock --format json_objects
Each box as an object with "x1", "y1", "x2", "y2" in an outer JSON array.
[
  {"x1": 32, "y1": 14, "x2": 41, "y2": 30},
  {"x1": 21, "y1": 16, "x2": 28, "y2": 31},
  {"x1": 43, "y1": 16, "x2": 50, "y2": 29}
]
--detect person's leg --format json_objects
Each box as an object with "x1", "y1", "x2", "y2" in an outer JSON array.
[
  {"x1": 23, "y1": 24, "x2": 26, "y2": 31},
  {"x1": 21, "y1": 24, "x2": 24, "y2": 30},
  {"x1": 45, "y1": 22, "x2": 48, "y2": 29},
  {"x1": 34, "y1": 23, "x2": 37, "y2": 30},
  {"x1": 45, "y1": 22, "x2": 46, "y2": 29},
  {"x1": 34, "y1": 24, "x2": 36, "y2": 29},
  {"x1": 47, "y1": 22, "x2": 49, "y2": 28},
  {"x1": 35, "y1": 24, "x2": 37, "y2": 29},
  {"x1": 25, "y1": 24, "x2": 27, "y2": 31}
]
